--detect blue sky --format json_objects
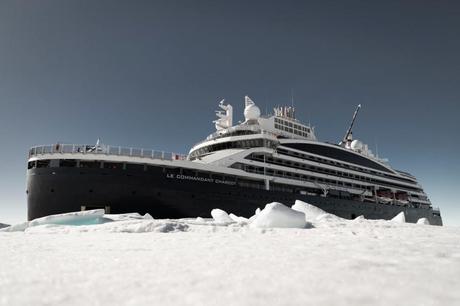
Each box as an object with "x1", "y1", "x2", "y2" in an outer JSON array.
[{"x1": 0, "y1": 0, "x2": 459, "y2": 225}]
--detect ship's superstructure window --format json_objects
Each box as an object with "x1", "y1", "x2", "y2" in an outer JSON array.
[
  {"x1": 249, "y1": 153, "x2": 420, "y2": 192},
  {"x1": 281, "y1": 143, "x2": 392, "y2": 173},
  {"x1": 189, "y1": 138, "x2": 275, "y2": 159},
  {"x1": 274, "y1": 117, "x2": 311, "y2": 137},
  {"x1": 275, "y1": 148, "x2": 415, "y2": 184},
  {"x1": 36, "y1": 160, "x2": 50, "y2": 168}
]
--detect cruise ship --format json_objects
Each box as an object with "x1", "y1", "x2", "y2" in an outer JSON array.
[{"x1": 26, "y1": 96, "x2": 443, "y2": 225}]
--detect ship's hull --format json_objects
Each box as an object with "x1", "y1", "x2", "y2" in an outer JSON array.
[{"x1": 27, "y1": 166, "x2": 443, "y2": 225}]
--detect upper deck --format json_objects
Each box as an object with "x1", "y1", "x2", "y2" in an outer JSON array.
[{"x1": 28, "y1": 144, "x2": 187, "y2": 162}]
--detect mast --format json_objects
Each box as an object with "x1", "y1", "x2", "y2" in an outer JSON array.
[{"x1": 340, "y1": 104, "x2": 361, "y2": 146}]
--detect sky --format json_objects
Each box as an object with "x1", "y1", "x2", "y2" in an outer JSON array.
[{"x1": 0, "y1": 0, "x2": 459, "y2": 225}]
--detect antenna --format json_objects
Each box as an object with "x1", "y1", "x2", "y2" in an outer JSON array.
[{"x1": 340, "y1": 104, "x2": 361, "y2": 146}]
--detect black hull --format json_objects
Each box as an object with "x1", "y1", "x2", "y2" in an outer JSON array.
[{"x1": 27, "y1": 166, "x2": 443, "y2": 225}]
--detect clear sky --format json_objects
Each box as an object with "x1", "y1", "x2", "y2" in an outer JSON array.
[{"x1": 0, "y1": 0, "x2": 459, "y2": 225}]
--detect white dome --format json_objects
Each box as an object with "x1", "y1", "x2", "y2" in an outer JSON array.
[
  {"x1": 350, "y1": 139, "x2": 363, "y2": 150},
  {"x1": 244, "y1": 104, "x2": 261, "y2": 121}
]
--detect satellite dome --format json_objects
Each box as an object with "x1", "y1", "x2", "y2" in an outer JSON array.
[
  {"x1": 350, "y1": 139, "x2": 363, "y2": 150},
  {"x1": 244, "y1": 104, "x2": 261, "y2": 121}
]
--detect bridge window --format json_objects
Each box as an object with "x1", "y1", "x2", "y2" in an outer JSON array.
[
  {"x1": 36, "y1": 160, "x2": 50, "y2": 168},
  {"x1": 60, "y1": 159, "x2": 77, "y2": 167}
]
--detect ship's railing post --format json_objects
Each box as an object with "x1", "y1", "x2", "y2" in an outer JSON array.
[
  {"x1": 118, "y1": 146, "x2": 121, "y2": 155},
  {"x1": 129, "y1": 148, "x2": 132, "y2": 156},
  {"x1": 161, "y1": 151, "x2": 165, "y2": 160}
]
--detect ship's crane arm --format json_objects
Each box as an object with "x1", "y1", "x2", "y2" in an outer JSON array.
[{"x1": 340, "y1": 104, "x2": 361, "y2": 146}]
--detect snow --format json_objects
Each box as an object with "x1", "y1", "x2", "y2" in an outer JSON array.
[
  {"x1": 250, "y1": 202, "x2": 307, "y2": 228},
  {"x1": 391, "y1": 211, "x2": 406, "y2": 223},
  {"x1": 1, "y1": 206, "x2": 460, "y2": 306},
  {"x1": 417, "y1": 217, "x2": 430, "y2": 225}
]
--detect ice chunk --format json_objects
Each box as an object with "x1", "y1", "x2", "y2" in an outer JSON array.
[
  {"x1": 29, "y1": 209, "x2": 107, "y2": 226},
  {"x1": 196, "y1": 217, "x2": 206, "y2": 223},
  {"x1": 354, "y1": 215, "x2": 365, "y2": 221},
  {"x1": 391, "y1": 212, "x2": 406, "y2": 223},
  {"x1": 143, "y1": 213, "x2": 154, "y2": 220},
  {"x1": 211, "y1": 209, "x2": 234, "y2": 223},
  {"x1": 291, "y1": 200, "x2": 328, "y2": 221},
  {"x1": 2, "y1": 210, "x2": 109, "y2": 232},
  {"x1": 250, "y1": 202, "x2": 307, "y2": 228},
  {"x1": 255, "y1": 208, "x2": 261, "y2": 215},
  {"x1": 229, "y1": 213, "x2": 249, "y2": 224},
  {"x1": 417, "y1": 218, "x2": 430, "y2": 225}
]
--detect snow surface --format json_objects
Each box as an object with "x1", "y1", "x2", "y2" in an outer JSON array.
[{"x1": 1, "y1": 206, "x2": 460, "y2": 306}]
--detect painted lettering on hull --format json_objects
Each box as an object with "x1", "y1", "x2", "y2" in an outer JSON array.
[{"x1": 166, "y1": 173, "x2": 236, "y2": 185}]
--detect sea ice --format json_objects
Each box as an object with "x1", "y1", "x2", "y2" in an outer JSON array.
[
  {"x1": 250, "y1": 202, "x2": 307, "y2": 228},
  {"x1": 391, "y1": 211, "x2": 406, "y2": 223},
  {"x1": 211, "y1": 209, "x2": 234, "y2": 224},
  {"x1": 143, "y1": 213, "x2": 154, "y2": 220}
]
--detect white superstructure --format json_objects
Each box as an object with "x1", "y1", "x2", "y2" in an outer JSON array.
[{"x1": 188, "y1": 96, "x2": 432, "y2": 208}]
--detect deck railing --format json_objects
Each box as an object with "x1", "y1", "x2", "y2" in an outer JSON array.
[{"x1": 28, "y1": 144, "x2": 187, "y2": 161}]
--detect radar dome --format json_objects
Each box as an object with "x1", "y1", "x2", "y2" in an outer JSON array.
[
  {"x1": 244, "y1": 104, "x2": 261, "y2": 121},
  {"x1": 351, "y1": 139, "x2": 363, "y2": 150}
]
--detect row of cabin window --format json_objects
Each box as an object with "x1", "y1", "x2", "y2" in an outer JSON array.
[
  {"x1": 233, "y1": 162, "x2": 376, "y2": 192},
  {"x1": 276, "y1": 148, "x2": 415, "y2": 184},
  {"x1": 247, "y1": 153, "x2": 420, "y2": 193}
]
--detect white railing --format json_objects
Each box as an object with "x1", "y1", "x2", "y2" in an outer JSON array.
[{"x1": 28, "y1": 144, "x2": 187, "y2": 161}]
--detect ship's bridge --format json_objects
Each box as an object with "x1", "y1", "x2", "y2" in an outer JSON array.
[{"x1": 188, "y1": 96, "x2": 316, "y2": 160}]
